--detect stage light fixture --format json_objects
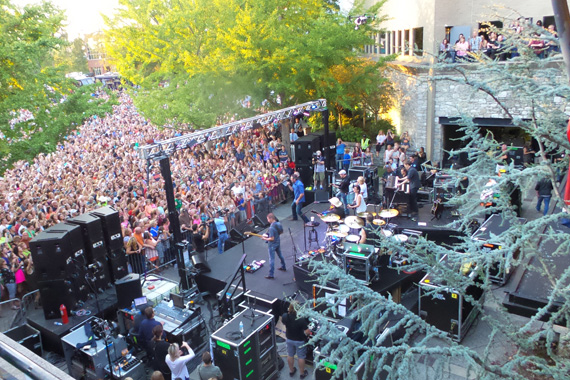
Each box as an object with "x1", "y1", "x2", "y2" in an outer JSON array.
[{"x1": 303, "y1": 111, "x2": 311, "y2": 117}]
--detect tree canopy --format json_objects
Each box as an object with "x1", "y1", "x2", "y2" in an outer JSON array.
[
  {"x1": 0, "y1": 0, "x2": 115, "y2": 173},
  {"x1": 104, "y1": 0, "x2": 389, "y2": 128}
]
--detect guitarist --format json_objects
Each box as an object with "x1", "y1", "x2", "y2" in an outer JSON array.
[{"x1": 261, "y1": 213, "x2": 286, "y2": 279}]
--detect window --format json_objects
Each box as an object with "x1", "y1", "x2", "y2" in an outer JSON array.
[
  {"x1": 93, "y1": 67, "x2": 102, "y2": 75},
  {"x1": 404, "y1": 29, "x2": 410, "y2": 54},
  {"x1": 413, "y1": 27, "x2": 424, "y2": 55}
]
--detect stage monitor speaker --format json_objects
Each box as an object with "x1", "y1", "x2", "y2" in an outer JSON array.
[
  {"x1": 253, "y1": 211, "x2": 270, "y2": 228},
  {"x1": 108, "y1": 250, "x2": 128, "y2": 283},
  {"x1": 295, "y1": 135, "x2": 320, "y2": 166},
  {"x1": 115, "y1": 273, "x2": 142, "y2": 309},
  {"x1": 68, "y1": 213, "x2": 107, "y2": 262},
  {"x1": 38, "y1": 279, "x2": 77, "y2": 319},
  {"x1": 30, "y1": 223, "x2": 85, "y2": 282},
  {"x1": 191, "y1": 253, "x2": 211, "y2": 273},
  {"x1": 229, "y1": 221, "x2": 255, "y2": 242},
  {"x1": 91, "y1": 206, "x2": 123, "y2": 252}
]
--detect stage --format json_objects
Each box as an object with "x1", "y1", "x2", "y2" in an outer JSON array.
[{"x1": 194, "y1": 196, "x2": 463, "y2": 305}]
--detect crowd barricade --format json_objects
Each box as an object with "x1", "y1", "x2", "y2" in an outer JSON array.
[{"x1": 0, "y1": 297, "x2": 24, "y2": 332}]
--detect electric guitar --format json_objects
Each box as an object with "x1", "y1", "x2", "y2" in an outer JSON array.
[
  {"x1": 244, "y1": 231, "x2": 267, "y2": 239},
  {"x1": 431, "y1": 197, "x2": 444, "y2": 220}
]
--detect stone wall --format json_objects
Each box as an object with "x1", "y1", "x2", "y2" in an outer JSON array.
[{"x1": 388, "y1": 61, "x2": 570, "y2": 163}]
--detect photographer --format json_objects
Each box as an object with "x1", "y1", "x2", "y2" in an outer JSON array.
[
  {"x1": 192, "y1": 222, "x2": 209, "y2": 254},
  {"x1": 312, "y1": 150, "x2": 326, "y2": 190}
]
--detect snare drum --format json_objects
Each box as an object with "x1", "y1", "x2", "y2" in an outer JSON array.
[
  {"x1": 345, "y1": 235, "x2": 360, "y2": 243},
  {"x1": 381, "y1": 229, "x2": 393, "y2": 238},
  {"x1": 337, "y1": 224, "x2": 350, "y2": 234}
]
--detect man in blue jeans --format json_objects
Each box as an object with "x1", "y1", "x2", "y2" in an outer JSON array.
[
  {"x1": 535, "y1": 176, "x2": 553, "y2": 216},
  {"x1": 213, "y1": 210, "x2": 228, "y2": 254},
  {"x1": 261, "y1": 213, "x2": 286, "y2": 279},
  {"x1": 289, "y1": 173, "x2": 309, "y2": 222}
]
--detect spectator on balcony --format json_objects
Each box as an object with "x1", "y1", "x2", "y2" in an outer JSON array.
[
  {"x1": 439, "y1": 38, "x2": 450, "y2": 61},
  {"x1": 546, "y1": 25, "x2": 559, "y2": 56},
  {"x1": 497, "y1": 35, "x2": 508, "y2": 61},
  {"x1": 486, "y1": 32, "x2": 500, "y2": 60},
  {"x1": 469, "y1": 31, "x2": 482, "y2": 55},
  {"x1": 455, "y1": 34, "x2": 470, "y2": 61},
  {"x1": 529, "y1": 33, "x2": 546, "y2": 59}
]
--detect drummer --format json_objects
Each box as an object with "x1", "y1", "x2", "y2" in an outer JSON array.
[
  {"x1": 359, "y1": 214, "x2": 378, "y2": 245},
  {"x1": 327, "y1": 197, "x2": 346, "y2": 219}
]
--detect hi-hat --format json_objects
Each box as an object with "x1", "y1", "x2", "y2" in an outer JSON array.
[
  {"x1": 357, "y1": 212, "x2": 371, "y2": 218},
  {"x1": 321, "y1": 214, "x2": 340, "y2": 222},
  {"x1": 326, "y1": 231, "x2": 348, "y2": 238},
  {"x1": 345, "y1": 235, "x2": 360, "y2": 243},
  {"x1": 372, "y1": 219, "x2": 386, "y2": 226},
  {"x1": 344, "y1": 216, "x2": 364, "y2": 229}
]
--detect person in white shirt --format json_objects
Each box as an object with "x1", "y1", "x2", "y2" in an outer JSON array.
[
  {"x1": 384, "y1": 145, "x2": 394, "y2": 164},
  {"x1": 165, "y1": 342, "x2": 195, "y2": 380}
]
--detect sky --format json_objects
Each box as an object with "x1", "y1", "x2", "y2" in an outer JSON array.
[{"x1": 11, "y1": 0, "x2": 355, "y2": 40}]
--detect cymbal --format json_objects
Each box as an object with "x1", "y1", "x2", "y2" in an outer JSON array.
[
  {"x1": 321, "y1": 214, "x2": 340, "y2": 222},
  {"x1": 326, "y1": 231, "x2": 348, "y2": 238},
  {"x1": 344, "y1": 216, "x2": 364, "y2": 229},
  {"x1": 372, "y1": 219, "x2": 386, "y2": 226},
  {"x1": 379, "y1": 209, "x2": 399, "y2": 218},
  {"x1": 357, "y1": 212, "x2": 371, "y2": 218},
  {"x1": 388, "y1": 208, "x2": 399, "y2": 216}
]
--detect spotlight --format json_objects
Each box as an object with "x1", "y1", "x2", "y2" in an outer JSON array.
[{"x1": 303, "y1": 111, "x2": 310, "y2": 117}]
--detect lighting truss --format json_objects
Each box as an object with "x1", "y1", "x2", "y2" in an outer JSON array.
[{"x1": 139, "y1": 99, "x2": 327, "y2": 160}]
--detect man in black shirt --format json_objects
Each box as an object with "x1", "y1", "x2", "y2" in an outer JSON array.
[
  {"x1": 535, "y1": 177, "x2": 553, "y2": 216},
  {"x1": 282, "y1": 301, "x2": 311, "y2": 379},
  {"x1": 192, "y1": 223, "x2": 209, "y2": 253},
  {"x1": 400, "y1": 160, "x2": 421, "y2": 221}
]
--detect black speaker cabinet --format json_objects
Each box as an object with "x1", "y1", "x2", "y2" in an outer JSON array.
[
  {"x1": 253, "y1": 211, "x2": 270, "y2": 228},
  {"x1": 91, "y1": 257, "x2": 112, "y2": 293},
  {"x1": 191, "y1": 253, "x2": 211, "y2": 273},
  {"x1": 68, "y1": 213, "x2": 107, "y2": 262},
  {"x1": 115, "y1": 273, "x2": 142, "y2": 309},
  {"x1": 30, "y1": 223, "x2": 85, "y2": 282},
  {"x1": 295, "y1": 135, "x2": 320, "y2": 166},
  {"x1": 295, "y1": 164, "x2": 313, "y2": 189},
  {"x1": 229, "y1": 221, "x2": 255, "y2": 242},
  {"x1": 38, "y1": 279, "x2": 77, "y2": 319},
  {"x1": 108, "y1": 250, "x2": 129, "y2": 282},
  {"x1": 91, "y1": 206, "x2": 123, "y2": 252}
]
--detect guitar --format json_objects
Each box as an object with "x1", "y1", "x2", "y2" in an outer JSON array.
[
  {"x1": 244, "y1": 231, "x2": 267, "y2": 239},
  {"x1": 431, "y1": 197, "x2": 444, "y2": 220}
]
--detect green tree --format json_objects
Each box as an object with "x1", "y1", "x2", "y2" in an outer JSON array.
[
  {"x1": 0, "y1": 0, "x2": 114, "y2": 172},
  {"x1": 104, "y1": 0, "x2": 389, "y2": 128},
  {"x1": 297, "y1": 17, "x2": 570, "y2": 380}
]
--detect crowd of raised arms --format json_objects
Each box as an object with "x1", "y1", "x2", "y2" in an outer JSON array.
[{"x1": 0, "y1": 92, "x2": 300, "y2": 300}]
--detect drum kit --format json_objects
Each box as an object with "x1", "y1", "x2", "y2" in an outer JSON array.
[{"x1": 316, "y1": 208, "x2": 403, "y2": 254}]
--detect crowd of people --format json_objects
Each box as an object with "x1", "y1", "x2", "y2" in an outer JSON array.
[
  {"x1": 439, "y1": 20, "x2": 559, "y2": 62},
  {"x1": 0, "y1": 92, "x2": 302, "y2": 300}
]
